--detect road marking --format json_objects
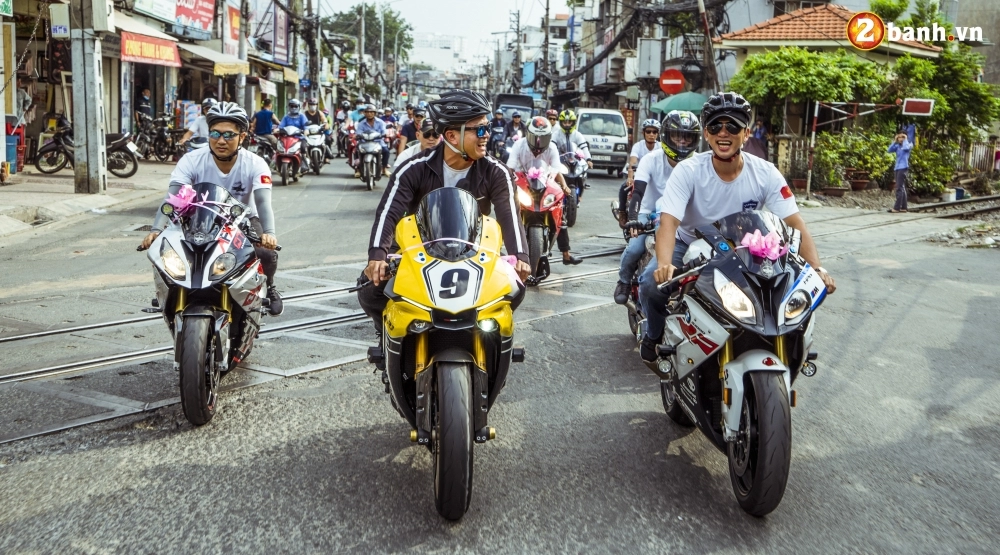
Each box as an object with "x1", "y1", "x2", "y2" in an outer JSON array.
[{"x1": 18, "y1": 382, "x2": 148, "y2": 412}]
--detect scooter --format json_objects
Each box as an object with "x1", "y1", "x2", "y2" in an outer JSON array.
[
  {"x1": 559, "y1": 151, "x2": 588, "y2": 227},
  {"x1": 514, "y1": 163, "x2": 565, "y2": 284},
  {"x1": 356, "y1": 131, "x2": 384, "y2": 191},
  {"x1": 304, "y1": 124, "x2": 327, "y2": 176},
  {"x1": 138, "y1": 182, "x2": 281, "y2": 426},
  {"x1": 250, "y1": 134, "x2": 276, "y2": 168},
  {"x1": 384, "y1": 122, "x2": 400, "y2": 153},
  {"x1": 337, "y1": 120, "x2": 354, "y2": 158},
  {"x1": 274, "y1": 125, "x2": 307, "y2": 186},
  {"x1": 34, "y1": 114, "x2": 140, "y2": 178},
  {"x1": 489, "y1": 125, "x2": 506, "y2": 159}
]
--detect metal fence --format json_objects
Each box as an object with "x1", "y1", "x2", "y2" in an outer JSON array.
[{"x1": 959, "y1": 139, "x2": 998, "y2": 172}]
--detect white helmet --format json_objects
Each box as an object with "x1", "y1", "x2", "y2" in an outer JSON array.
[{"x1": 525, "y1": 116, "x2": 553, "y2": 156}]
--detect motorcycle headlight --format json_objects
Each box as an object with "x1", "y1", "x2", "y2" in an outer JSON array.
[
  {"x1": 542, "y1": 193, "x2": 556, "y2": 206},
  {"x1": 784, "y1": 290, "x2": 810, "y2": 321},
  {"x1": 160, "y1": 240, "x2": 187, "y2": 280},
  {"x1": 211, "y1": 252, "x2": 237, "y2": 278},
  {"x1": 517, "y1": 188, "x2": 533, "y2": 207},
  {"x1": 288, "y1": 142, "x2": 301, "y2": 153},
  {"x1": 477, "y1": 318, "x2": 498, "y2": 332},
  {"x1": 408, "y1": 320, "x2": 432, "y2": 333},
  {"x1": 713, "y1": 269, "x2": 755, "y2": 324},
  {"x1": 277, "y1": 142, "x2": 286, "y2": 153}
]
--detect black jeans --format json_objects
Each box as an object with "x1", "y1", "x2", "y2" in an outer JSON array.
[
  {"x1": 357, "y1": 271, "x2": 526, "y2": 333},
  {"x1": 250, "y1": 217, "x2": 278, "y2": 287}
]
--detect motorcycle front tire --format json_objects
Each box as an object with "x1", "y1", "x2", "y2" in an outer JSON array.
[
  {"x1": 312, "y1": 151, "x2": 322, "y2": 175},
  {"x1": 179, "y1": 316, "x2": 219, "y2": 426},
  {"x1": 280, "y1": 161, "x2": 289, "y2": 186},
  {"x1": 433, "y1": 361, "x2": 474, "y2": 520},
  {"x1": 728, "y1": 371, "x2": 792, "y2": 517},
  {"x1": 527, "y1": 226, "x2": 544, "y2": 281},
  {"x1": 34, "y1": 150, "x2": 69, "y2": 174},
  {"x1": 564, "y1": 189, "x2": 579, "y2": 227}
]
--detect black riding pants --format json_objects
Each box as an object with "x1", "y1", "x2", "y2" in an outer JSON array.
[{"x1": 250, "y1": 217, "x2": 278, "y2": 287}]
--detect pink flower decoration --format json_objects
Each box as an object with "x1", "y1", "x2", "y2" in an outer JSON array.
[
  {"x1": 740, "y1": 230, "x2": 789, "y2": 261},
  {"x1": 574, "y1": 151, "x2": 587, "y2": 160},
  {"x1": 167, "y1": 184, "x2": 200, "y2": 217},
  {"x1": 526, "y1": 167, "x2": 543, "y2": 180}
]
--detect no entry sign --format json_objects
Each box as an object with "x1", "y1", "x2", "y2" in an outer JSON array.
[{"x1": 659, "y1": 69, "x2": 684, "y2": 95}]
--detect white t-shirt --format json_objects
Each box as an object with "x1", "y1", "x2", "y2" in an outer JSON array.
[
  {"x1": 656, "y1": 151, "x2": 799, "y2": 245},
  {"x1": 169, "y1": 148, "x2": 273, "y2": 218},
  {"x1": 629, "y1": 140, "x2": 657, "y2": 162},
  {"x1": 633, "y1": 148, "x2": 676, "y2": 217},
  {"x1": 394, "y1": 142, "x2": 421, "y2": 169},
  {"x1": 507, "y1": 137, "x2": 561, "y2": 173},
  {"x1": 187, "y1": 116, "x2": 209, "y2": 138},
  {"x1": 442, "y1": 161, "x2": 471, "y2": 188}
]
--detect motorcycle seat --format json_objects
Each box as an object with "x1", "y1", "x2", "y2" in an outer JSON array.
[{"x1": 106, "y1": 133, "x2": 131, "y2": 149}]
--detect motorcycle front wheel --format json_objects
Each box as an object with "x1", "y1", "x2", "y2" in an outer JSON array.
[
  {"x1": 728, "y1": 371, "x2": 791, "y2": 517},
  {"x1": 152, "y1": 140, "x2": 171, "y2": 162},
  {"x1": 280, "y1": 161, "x2": 289, "y2": 186},
  {"x1": 34, "y1": 150, "x2": 69, "y2": 174},
  {"x1": 108, "y1": 150, "x2": 139, "y2": 178},
  {"x1": 312, "y1": 151, "x2": 322, "y2": 175},
  {"x1": 527, "y1": 226, "x2": 544, "y2": 280},
  {"x1": 179, "y1": 316, "x2": 220, "y2": 426},
  {"x1": 433, "y1": 361, "x2": 474, "y2": 520},
  {"x1": 564, "y1": 189, "x2": 579, "y2": 227}
]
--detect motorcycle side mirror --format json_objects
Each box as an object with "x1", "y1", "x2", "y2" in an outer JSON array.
[{"x1": 160, "y1": 203, "x2": 174, "y2": 216}]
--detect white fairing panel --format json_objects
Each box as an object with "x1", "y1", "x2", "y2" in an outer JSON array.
[
  {"x1": 721, "y1": 349, "x2": 792, "y2": 440},
  {"x1": 682, "y1": 239, "x2": 713, "y2": 265},
  {"x1": 421, "y1": 259, "x2": 485, "y2": 314},
  {"x1": 147, "y1": 229, "x2": 192, "y2": 289},
  {"x1": 663, "y1": 296, "x2": 729, "y2": 379}
]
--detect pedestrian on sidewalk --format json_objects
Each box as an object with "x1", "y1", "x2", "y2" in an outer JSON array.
[{"x1": 888, "y1": 131, "x2": 912, "y2": 213}]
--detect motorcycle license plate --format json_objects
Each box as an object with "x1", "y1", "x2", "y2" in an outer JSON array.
[
  {"x1": 593, "y1": 155, "x2": 611, "y2": 161},
  {"x1": 126, "y1": 141, "x2": 139, "y2": 154}
]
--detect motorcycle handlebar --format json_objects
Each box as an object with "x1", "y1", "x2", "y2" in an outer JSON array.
[{"x1": 656, "y1": 258, "x2": 707, "y2": 295}]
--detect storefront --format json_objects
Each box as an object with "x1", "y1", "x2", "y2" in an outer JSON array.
[
  {"x1": 176, "y1": 42, "x2": 248, "y2": 104},
  {"x1": 115, "y1": 11, "x2": 181, "y2": 132}
]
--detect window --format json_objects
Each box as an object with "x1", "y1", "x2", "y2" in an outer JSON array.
[
  {"x1": 577, "y1": 113, "x2": 627, "y2": 137},
  {"x1": 773, "y1": 0, "x2": 827, "y2": 17}
]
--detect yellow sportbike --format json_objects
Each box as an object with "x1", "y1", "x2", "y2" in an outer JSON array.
[{"x1": 367, "y1": 188, "x2": 525, "y2": 520}]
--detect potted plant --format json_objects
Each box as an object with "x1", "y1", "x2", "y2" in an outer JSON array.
[
  {"x1": 814, "y1": 132, "x2": 849, "y2": 197},
  {"x1": 788, "y1": 157, "x2": 808, "y2": 189},
  {"x1": 850, "y1": 131, "x2": 893, "y2": 191}
]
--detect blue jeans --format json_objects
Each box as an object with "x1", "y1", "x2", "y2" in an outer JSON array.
[
  {"x1": 637, "y1": 239, "x2": 688, "y2": 342},
  {"x1": 619, "y1": 234, "x2": 648, "y2": 283}
]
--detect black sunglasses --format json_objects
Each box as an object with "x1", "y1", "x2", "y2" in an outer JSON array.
[
  {"x1": 209, "y1": 130, "x2": 241, "y2": 141},
  {"x1": 706, "y1": 121, "x2": 744, "y2": 135},
  {"x1": 643, "y1": 129, "x2": 659, "y2": 134}
]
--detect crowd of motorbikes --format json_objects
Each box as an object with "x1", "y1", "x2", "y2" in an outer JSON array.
[{"x1": 132, "y1": 104, "x2": 826, "y2": 522}]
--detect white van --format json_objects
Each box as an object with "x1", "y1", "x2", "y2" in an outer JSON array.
[{"x1": 575, "y1": 108, "x2": 629, "y2": 176}]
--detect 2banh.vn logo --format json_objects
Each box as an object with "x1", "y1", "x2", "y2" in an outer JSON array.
[{"x1": 846, "y1": 12, "x2": 985, "y2": 50}]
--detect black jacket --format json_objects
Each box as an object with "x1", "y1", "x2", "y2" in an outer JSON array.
[
  {"x1": 368, "y1": 143, "x2": 528, "y2": 263},
  {"x1": 504, "y1": 121, "x2": 527, "y2": 139}
]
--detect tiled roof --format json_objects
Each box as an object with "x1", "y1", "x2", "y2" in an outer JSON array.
[{"x1": 719, "y1": 4, "x2": 941, "y2": 53}]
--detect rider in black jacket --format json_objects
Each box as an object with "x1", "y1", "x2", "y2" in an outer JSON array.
[{"x1": 359, "y1": 90, "x2": 532, "y2": 330}]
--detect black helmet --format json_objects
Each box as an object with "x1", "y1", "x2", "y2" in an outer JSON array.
[
  {"x1": 428, "y1": 90, "x2": 492, "y2": 134},
  {"x1": 701, "y1": 92, "x2": 752, "y2": 129},
  {"x1": 340, "y1": 100, "x2": 351, "y2": 109},
  {"x1": 660, "y1": 110, "x2": 701, "y2": 162}
]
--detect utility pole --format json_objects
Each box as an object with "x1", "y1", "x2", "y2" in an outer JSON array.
[
  {"x1": 696, "y1": 0, "x2": 719, "y2": 92},
  {"x1": 238, "y1": 0, "x2": 250, "y2": 110},
  {"x1": 306, "y1": 0, "x2": 319, "y2": 100},
  {"x1": 70, "y1": 0, "x2": 107, "y2": 194},
  {"x1": 542, "y1": 0, "x2": 549, "y2": 97},
  {"x1": 359, "y1": 0, "x2": 366, "y2": 92},
  {"x1": 511, "y1": 10, "x2": 521, "y2": 93}
]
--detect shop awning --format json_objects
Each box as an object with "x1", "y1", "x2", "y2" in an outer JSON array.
[
  {"x1": 283, "y1": 67, "x2": 299, "y2": 83},
  {"x1": 177, "y1": 43, "x2": 250, "y2": 76},
  {"x1": 115, "y1": 11, "x2": 181, "y2": 67},
  {"x1": 257, "y1": 78, "x2": 277, "y2": 96}
]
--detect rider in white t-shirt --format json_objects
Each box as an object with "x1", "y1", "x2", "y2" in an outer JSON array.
[
  {"x1": 613, "y1": 111, "x2": 699, "y2": 305},
  {"x1": 508, "y1": 117, "x2": 582, "y2": 265},
  {"x1": 141, "y1": 102, "x2": 284, "y2": 316},
  {"x1": 636, "y1": 92, "x2": 836, "y2": 363}
]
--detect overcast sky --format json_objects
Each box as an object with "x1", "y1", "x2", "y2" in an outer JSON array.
[{"x1": 319, "y1": 0, "x2": 558, "y2": 64}]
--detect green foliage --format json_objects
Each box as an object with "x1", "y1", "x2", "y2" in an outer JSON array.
[
  {"x1": 813, "y1": 132, "x2": 848, "y2": 187},
  {"x1": 898, "y1": 0, "x2": 952, "y2": 46},
  {"x1": 729, "y1": 47, "x2": 887, "y2": 124},
  {"x1": 869, "y1": 0, "x2": 908, "y2": 23},
  {"x1": 408, "y1": 62, "x2": 434, "y2": 71},
  {"x1": 908, "y1": 142, "x2": 956, "y2": 195},
  {"x1": 813, "y1": 129, "x2": 895, "y2": 187},
  {"x1": 322, "y1": 4, "x2": 413, "y2": 65}
]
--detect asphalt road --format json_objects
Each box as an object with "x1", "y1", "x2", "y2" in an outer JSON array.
[{"x1": 1, "y1": 158, "x2": 999, "y2": 553}]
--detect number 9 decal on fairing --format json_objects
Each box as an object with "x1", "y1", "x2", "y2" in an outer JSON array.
[{"x1": 421, "y1": 260, "x2": 484, "y2": 312}]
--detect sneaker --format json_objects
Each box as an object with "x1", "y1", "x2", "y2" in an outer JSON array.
[
  {"x1": 640, "y1": 334, "x2": 661, "y2": 363},
  {"x1": 562, "y1": 254, "x2": 582, "y2": 265},
  {"x1": 382, "y1": 167, "x2": 391, "y2": 177},
  {"x1": 613, "y1": 281, "x2": 629, "y2": 305},
  {"x1": 266, "y1": 286, "x2": 284, "y2": 316},
  {"x1": 354, "y1": 170, "x2": 361, "y2": 178}
]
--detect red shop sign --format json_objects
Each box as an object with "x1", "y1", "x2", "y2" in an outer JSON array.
[{"x1": 120, "y1": 31, "x2": 182, "y2": 67}]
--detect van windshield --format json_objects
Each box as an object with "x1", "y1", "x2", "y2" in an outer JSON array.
[{"x1": 577, "y1": 113, "x2": 627, "y2": 137}]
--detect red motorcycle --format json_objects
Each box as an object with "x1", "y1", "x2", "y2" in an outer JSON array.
[
  {"x1": 274, "y1": 125, "x2": 306, "y2": 186},
  {"x1": 384, "y1": 122, "x2": 400, "y2": 153},
  {"x1": 515, "y1": 163, "x2": 565, "y2": 284}
]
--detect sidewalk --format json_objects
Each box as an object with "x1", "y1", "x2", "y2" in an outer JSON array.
[{"x1": 0, "y1": 161, "x2": 173, "y2": 238}]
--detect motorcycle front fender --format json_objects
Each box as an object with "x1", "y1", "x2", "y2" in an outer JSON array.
[{"x1": 721, "y1": 349, "x2": 792, "y2": 440}]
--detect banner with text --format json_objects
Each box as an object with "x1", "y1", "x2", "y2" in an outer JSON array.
[{"x1": 120, "y1": 32, "x2": 182, "y2": 67}]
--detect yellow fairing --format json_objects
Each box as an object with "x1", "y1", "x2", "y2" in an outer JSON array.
[{"x1": 385, "y1": 215, "x2": 515, "y2": 339}]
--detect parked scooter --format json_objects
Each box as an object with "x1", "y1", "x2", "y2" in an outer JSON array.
[
  {"x1": 514, "y1": 162, "x2": 565, "y2": 284},
  {"x1": 137, "y1": 182, "x2": 281, "y2": 426},
  {"x1": 636, "y1": 210, "x2": 825, "y2": 517},
  {"x1": 250, "y1": 134, "x2": 276, "y2": 168},
  {"x1": 34, "y1": 114, "x2": 140, "y2": 178},
  {"x1": 274, "y1": 125, "x2": 308, "y2": 186},
  {"x1": 304, "y1": 124, "x2": 327, "y2": 175},
  {"x1": 355, "y1": 130, "x2": 384, "y2": 191}
]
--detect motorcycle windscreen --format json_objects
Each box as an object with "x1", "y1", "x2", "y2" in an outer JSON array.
[
  {"x1": 714, "y1": 210, "x2": 791, "y2": 268},
  {"x1": 415, "y1": 188, "x2": 483, "y2": 262},
  {"x1": 527, "y1": 158, "x2": 551, "y2": 192},
  {"x1": 183, "y1": 182, "x2": 235, "y2": 247}
]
